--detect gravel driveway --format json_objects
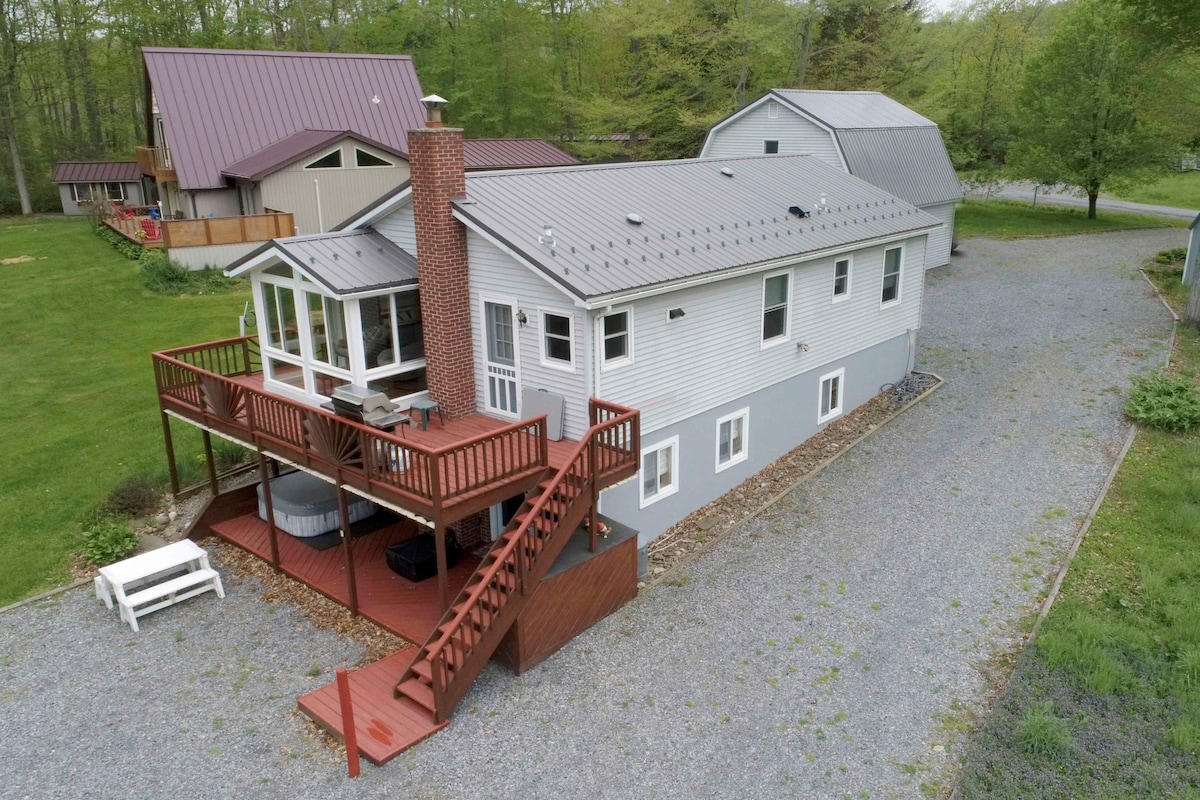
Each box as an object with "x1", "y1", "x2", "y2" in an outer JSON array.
[{"x1": 0, "y1": 228, "x2": 1184, "y2": 799}]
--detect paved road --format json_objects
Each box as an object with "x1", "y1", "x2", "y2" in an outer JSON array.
[
  {"x1": 972, "y1": 181, "x2": 1198, "y2": 220},
  {"x1": 0, "y1": 228, "x2": 1185, "y2": 799}
]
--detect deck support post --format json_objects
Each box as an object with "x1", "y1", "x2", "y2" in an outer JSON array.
[
  {"x1": 201, "y1": 430, "x2": 219, "y2": 496},
  {"x1": 337, "y1": 485, "x2": 359, "y2": 616},
  {"x1": 434, "y1": 520, "x2": 450, "y2": 614},
  {"x1": 258, "y1": 451, "x2": 280, "y2": 572},
  {"x1": 161, "y1": 412, "x2": 180, "y2": 496}
]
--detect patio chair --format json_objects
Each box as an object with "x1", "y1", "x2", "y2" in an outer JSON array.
[{"x1": 139, "y1": 217, "x2": 161, "y2": 241}]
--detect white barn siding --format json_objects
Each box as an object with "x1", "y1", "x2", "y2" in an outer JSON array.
[
  {"x1": 596, "y1": 235, "x2": 927, "y2": 435},
  {"x1": 702, "y1": 102, "x2": 843, "y2": 169},
  {"x1": 466, "y1": 231, "x2": 591, "y2": 441},
  {"x1": 922, "y1": 202, "x2": 956, "y2": 269}
]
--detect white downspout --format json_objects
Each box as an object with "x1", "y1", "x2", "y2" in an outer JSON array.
[{"x1": 314, "y1": 179, "x2": 324, "y2": 232}]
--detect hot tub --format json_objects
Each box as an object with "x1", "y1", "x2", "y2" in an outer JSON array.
[{"x1": 257, "y1": 471, "x2": 378, "y2": 538}]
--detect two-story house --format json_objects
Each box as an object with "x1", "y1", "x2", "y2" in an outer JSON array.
[
  {"x1": 152, "y1": 97, "x2": 939, "y2": 762},
  {"x1": 700, "y1": 89, "x2": 962, "y2": 270}
]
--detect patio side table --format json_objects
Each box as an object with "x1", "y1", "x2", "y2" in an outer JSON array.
[{"x1": 409, "y1": 399, "x2": 443, "y2": 431}]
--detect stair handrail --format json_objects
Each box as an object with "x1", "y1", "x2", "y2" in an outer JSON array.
[{"x1": 422, "y1": 403, "x2": 638, "y2": 667}]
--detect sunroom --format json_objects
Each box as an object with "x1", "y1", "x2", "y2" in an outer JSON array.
[{"x1": 227, "y1": 230, "x2": 428, "y2": 407}]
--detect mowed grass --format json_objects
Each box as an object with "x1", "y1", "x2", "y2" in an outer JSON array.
[
  {"x1": 956, "y1": 269, "x2": 1200, "y2": 798},
  {"x1": 0, "y1": 217, "x2": 249, "y2": 604},
  {"x1": 1109, "y1": 171, "x2": 1200, "y2": 210},
  {"x1": 956, "y1": 198, "x2": 1187, "y2": 240}
]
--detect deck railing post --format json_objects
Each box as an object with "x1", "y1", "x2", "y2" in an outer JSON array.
[
  {"x1": 433, "y1": 520, "x2": 450, "y2": 613},
  {"x1": 335, "y1": 667, "x2": 361, "y2": 778},
  {"x1": 160, "y1": 411, "x2": 180, "y2": 496}
]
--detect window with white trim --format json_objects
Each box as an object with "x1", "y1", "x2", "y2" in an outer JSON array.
[
  {"x1": 881, "y1": 247, "x2": 902, "y2": 305},
  {"x1": 715, "y1": 408, "x2": 749, "y2": 472},
  {"x1": 71, "y1": 183, "x2": 91, "y2": 203},
  {"x1": 260, "y1": 282, "x2": 300, "y2": 355},
  {"x1": 764, "y1": 140, "x2": 779, "y2": 154},
  {"x1": 540, "y1": 310, "x2": 574, "y2": 369},
  {"x1": 767, "y1": 101, "x2": 780, "y2": 119},
  {"x1": 761, "y1": 271, "x2": 790, "y2": 345},
  {"x1": 602, "y1": 309, "x2": 631, "y2": 368},
  {"x1": 833, "y1": 258, "x2": 850, "y2": 300},
  {"x1": 305, "y1": 149, "x2": 342, "y2": 169},
  {"x1": 818, "y1": 369, "x2": 844, "y2": 423},
  {"x1": 640, "y1": 436, "x2": 679, "y2": 507}
]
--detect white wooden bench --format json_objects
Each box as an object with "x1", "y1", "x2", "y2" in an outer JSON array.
[{"x1": 95, "y1": 540, "x2": 225, "y2": 632}]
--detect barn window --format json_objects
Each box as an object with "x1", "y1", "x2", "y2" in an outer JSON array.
[
  {"x1": 305, "y1": 149, "x2": 342, "y2": 169},
  {"x1": 764, "y1": 140, "x2": 779, "y2": 154},
  {"x1": 355, "y1": 148, "x2": 392, "y2": 167}
]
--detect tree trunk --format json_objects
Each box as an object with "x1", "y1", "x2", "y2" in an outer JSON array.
[
  {"x1": 7, "y1": 130, "x2": 31, "y2": 215},
  {"x1": 796, "y1": 3, "x2": 815, "y2": 89},
  {"x1": 1088, "y1": 192, "x2": 1098, "y2": 219}
]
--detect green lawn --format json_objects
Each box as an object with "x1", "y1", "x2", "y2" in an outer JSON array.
[
  {"x1": 1108, "y1": 171, "x2": 1200, "y2": 210},
  {"x1": 0, "y1": 217, "x2": 249, "y2": 605},
  {"x1": 956, "y1": 263, "x2": 1200, "y2": 798},
  {"x1": 956, "y1": 198, "x2": 1187, "y2": 240}
]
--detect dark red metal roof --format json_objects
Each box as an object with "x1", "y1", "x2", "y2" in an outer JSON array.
[
  {"x1": 463, "y1": 139, "x2": 580, "y2": 169},
  {"x1": 144, "y1": 48, "x2": 427, "y2": 190},
  {"x1": 219, "y1": 129, "x2": 407, "y2": 181},
  {"x1": 52, "y1": 161, "x2": 142, "y2": 183}
]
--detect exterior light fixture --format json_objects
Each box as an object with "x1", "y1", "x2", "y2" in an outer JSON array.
[
  {"x1": 668, "y1": 308, "x2": 685, "y2": 320},
  {"x1": 516, "y1": 309, "x2": 528, "y2": 325}
]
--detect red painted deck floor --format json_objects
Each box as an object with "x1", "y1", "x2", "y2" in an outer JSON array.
[
  {"x1": 297, "y1": 646, "x2": 445, "y2": 764},
  {"x1": 209, "y1": 512, "x2": 480, "y2": 644}
]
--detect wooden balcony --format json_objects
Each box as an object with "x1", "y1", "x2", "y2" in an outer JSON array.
[
  {"x1": 104, "y1": 210, "x2": 296, "y2": 250},
  {"x1": 153, "y1": 336, "x2": 638, "y2": 528},
  {"x1": 136, "y1": 145, "x2": 176, "y2": 182}
]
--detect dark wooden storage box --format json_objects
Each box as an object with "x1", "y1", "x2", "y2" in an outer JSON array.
[{"x1": 386, "y1": 534, "x2": 459, "y2": 582}]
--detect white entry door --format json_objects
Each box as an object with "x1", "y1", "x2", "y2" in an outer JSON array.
[{"x1": 483, "y1": 300, "x2": 520, "y2": 417}]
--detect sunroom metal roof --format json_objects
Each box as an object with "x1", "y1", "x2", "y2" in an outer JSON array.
[{"x1": 230, "y1": 230, "x2": 417, "y2": 296}]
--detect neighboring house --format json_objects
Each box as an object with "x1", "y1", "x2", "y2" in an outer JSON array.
[
  {"x1": 52, "y1": 161, "x2": 147, "y2": 215},
  {"x1": 153, "y1": 99, "x2": 938, "y2": 761},
  {"x1": 1185, "y1": 213, "x2": 1200, "y2": 286},
  {"x1": 139, "y1": 47, "x2": 578, "y2": 241},
  {"x1": 700, "y1": 89, "x2": 962, "y2": 270}
]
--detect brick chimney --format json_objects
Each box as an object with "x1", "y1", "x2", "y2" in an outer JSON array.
[{"x1": 409, "y1": 95, "x2": 475, "y2": 420}]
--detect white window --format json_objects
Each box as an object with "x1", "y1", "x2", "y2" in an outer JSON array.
[
  {"x1": 818, "y1": 369, "x2": 844, "y2": 423},
  {"x1": 761, "y1": 270, "x2": 791, "y2": 346},
  {"x1": 305, "y1": 149, "x2": 342, "y2": 169},
  {"x1": 767, "y1": 101, "x2": 779, "y2": 119},
  {"x1": 764, "y1": 140, "x2": 779, "y2": 154},
  {"x1": 601, "y1": 309, "x2": 632, "y2": 369},
  {"x1": 260, "y1": 282, "x2": 300, "y2": 355},
  {"x1": 881, "y1": 246, "x2": 902, "y2": 306},
  {"x1": 105, "y1": 182, "x2": 125, "y2": 201},
  {"x1": 640, "y1": 436, "x2": 679, "y2": 507},
  {"x1": 71, "y1": 183, "x2": 91, "y2": 203},
  {"x1": 833, "y1": 258, "x2": 851, "y2": 301},
  {"x1": 355, "y1": 148, "x2": 392, "y2": 168},
  {"x1": 540, "y1": 310, "x2": 574, "y2": 369},
  {"x1": 715, "y1": 408, "x2": 749, "y2": 472}
]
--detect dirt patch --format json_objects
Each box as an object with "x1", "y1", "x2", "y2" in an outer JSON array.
[
  {"x1": 1, "y1": 255, "x2": 39, "y2": 265},
  {"x1": 646, "y1": 376, "x2": 941, "y2": 580}
]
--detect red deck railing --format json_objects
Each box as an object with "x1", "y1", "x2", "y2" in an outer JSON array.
[{"x1": 153, "y1": 336, "x2": 550, "y2": 524}]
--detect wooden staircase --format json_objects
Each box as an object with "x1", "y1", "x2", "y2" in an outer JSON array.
[{"x1": 300, "y1": 399, "x2": 638, "y2": 763}]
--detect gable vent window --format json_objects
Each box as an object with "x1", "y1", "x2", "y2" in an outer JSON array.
[
  {"x1": 764, "y1": 140, "x2": 779, "y2": 155},
  {"x1": 355, "y1": 148, "x2": 392, "y2": 167},
  {"x1": 767, "y1": 101, "x2": 779, "y2": 119},
  {"x1": 305, "y1": 149, "x2": 342, "y2": 169}
]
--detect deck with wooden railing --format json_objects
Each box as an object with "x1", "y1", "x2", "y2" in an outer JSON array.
[
  {"x1": 154, "y1": 336, "x2": 582, "y2": 527},
  {"x1": 105, "y1": 211, "x2": 295, "y2": 251}
]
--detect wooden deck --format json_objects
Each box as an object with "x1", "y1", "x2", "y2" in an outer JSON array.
[
  {"x1": 210, "y1": 510, "x2": 482, "y2": 643},
  {"x1": 297, "y1": 647, "x2": 446, "y2": 764}
]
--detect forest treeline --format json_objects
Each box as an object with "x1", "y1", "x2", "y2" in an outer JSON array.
[{"x1": 0, "y1": 0, "x2": 1196, "y2": 214}]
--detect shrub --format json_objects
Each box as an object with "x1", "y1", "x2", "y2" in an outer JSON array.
[
  {"x1": 1155, "y1": 248, "x2": 1188, "y2": 265},
  {"x1": 94, "y1": 224, "x2": 144, "y2": 260},
  {"x1": 212, "y1": 438, "x2": 253, "y2": 471},
  {"x1": 101, "y1": 473, "x2": 163, "y2": 517},
  {"x1": 140, "y1": 252, "x2": 192, "y2": 294},
  {"x1": 1126, "y1": 372, "x2": 1200, "y2": 432},
  {"x1": 81, "y1": 520, "x2": 140, "y2": 566},
  {"x1": 1015, "y1": 702, "x2": 1072, "y2": 756}
]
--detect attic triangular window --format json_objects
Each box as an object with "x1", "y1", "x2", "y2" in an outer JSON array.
[
  {"x1": 305, "y1": 149, "x2": 342, "y2": 169},
  {"x1": 355, "y1": 148, "x2": 392, "y2": 167}
]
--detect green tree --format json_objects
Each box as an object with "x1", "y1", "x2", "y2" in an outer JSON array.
[{"x1": 1009, "y1": 0, "x2": 1167, "y2": 218}]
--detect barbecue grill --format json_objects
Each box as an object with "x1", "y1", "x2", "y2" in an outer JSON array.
[{"x1": 326, "y1": 385, "x2": 410, "y2": 433}]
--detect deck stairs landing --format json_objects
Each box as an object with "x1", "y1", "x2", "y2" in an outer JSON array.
[{"x1": 299, "y1": 404, "x2": 637, "y2": 764}]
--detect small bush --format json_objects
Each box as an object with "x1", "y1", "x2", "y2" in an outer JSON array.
[
  {"x1": 101, "y1": 473, "x2": 163, "y2": 517},
  {"x1": 81, "y1": 520, "x2": 140, "y2": 566},
  {"x1": 1155, "y1": 248, "x2": 1188, "y2": 264},
  {"x1": 1015, "y1": 702, "x2": 1072, "y2": 756},
  {"x1": 1126, "y1": 371, "x2": 1200, "y2": 432},
  {"x1": 94, "y1": 224, "x2": 144, "y2": 260},
  {"x1": 212, "y1": 438, "x2": 253, "y2": 471},
  {"x1": 140, "y1": 252, "x2": 192, "y2": 294}
]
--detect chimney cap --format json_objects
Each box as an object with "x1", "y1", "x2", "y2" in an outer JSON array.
[{"x1": 421, "y1": 94, "x2": 448, "y2": 110}]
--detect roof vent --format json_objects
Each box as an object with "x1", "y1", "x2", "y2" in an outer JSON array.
[
  {"x1": 719, "y1": 167, "x2": 734, "y2": 177},
  {"x1": 626, "y1": 213, "x2": 644, "y2": 225},
  {"x1": 789, "y1": 206, "x2": 810, "y2": 218}
]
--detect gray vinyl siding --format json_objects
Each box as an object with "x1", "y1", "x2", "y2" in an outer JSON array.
[
  {"x1": 190, "y1": 188, "x2": 240, "y2": 219},
  {"x1": 922, "y1": 202, "x2": 956, "y2": 269},
  {"x1": 466, "y1": 231, "x2": 591, "y2": 441},
  {"x1": 702, "y1": 101, "x2": 843, "y2": 169},
  {"x1": 261, "y1": 142, "x2": 410, "y2": 234},
  {"x1": 600, "y1": 332, "x2": 912, "y2": 545},
  {"x1": 57, "y1": 181, "x2": 145, "y2": 215},
  {"x1": 595, "y1": 235, "x2": 926, "y2": 435},
  {"x1": 169, "y1": 241, "x2": 263, "y2": 271},
  {"x1": 373, "y1": 204, "x2": 417, "y2": 254}
]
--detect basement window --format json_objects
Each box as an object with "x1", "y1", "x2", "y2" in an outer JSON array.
[
  {"x1": 819, "y1": 369, "x2": 844, "y2": 423},
  {"x1": 355, "y1": 148, "x2": 392, "y2": 168},
  {"x1": 715, "y1": 408, "x2": 749, "y2": 472},
  {"x1": 305, "y1": 149, "x2": 342, "y2": 169},
  {"x1": 640, "y1": 436, "x2": 679, "y2": 508}
]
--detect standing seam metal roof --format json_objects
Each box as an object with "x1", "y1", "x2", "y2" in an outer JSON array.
[
  {"x1": 453, "y1": 154, "x2": 941, "y2": 300},
  {"x1": 52, "y1": 161, "x2": 142, "y2": 183},
  {"x1": 237, "y1": 230, "x2": 418, "y2": 296},
  {"x1": 771, "y1": 89, "x2": 938, "y2": 129},
  {"x1": 836, "y1": 128, "x2": 963, "y2": 206},
  {"x1": 463, "y1": 139, "x2": 581, "y2": 169},
  {"x1": 144, "y1": 48, "x2": 427, "y2": 191}
]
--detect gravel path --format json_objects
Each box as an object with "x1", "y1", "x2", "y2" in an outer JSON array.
[{"x1": 0, "y1": 228, "x2": 1184, "y2": 799}]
